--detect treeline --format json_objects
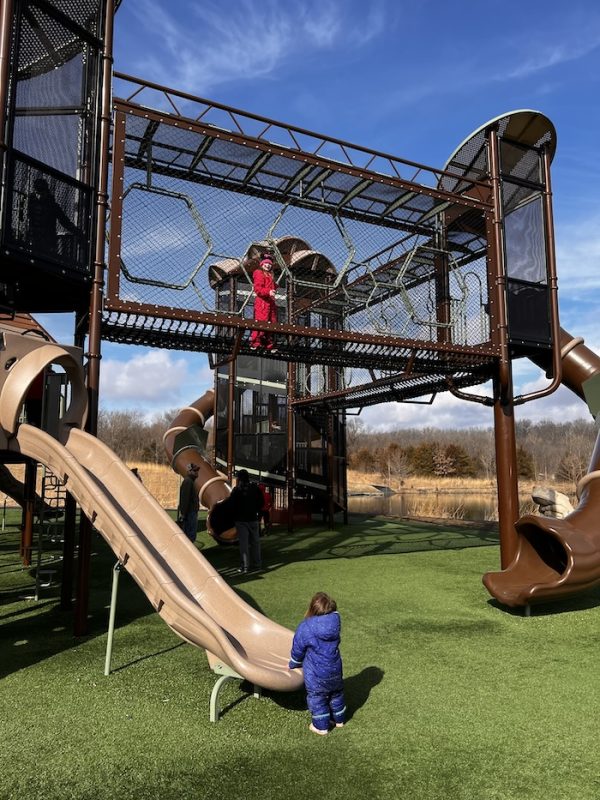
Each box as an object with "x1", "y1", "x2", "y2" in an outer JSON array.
[
  {"x1": 347, "y1": 418, "x2": 598, "y2": 483},
  {"x1": 97, "y1": 408, "x2": 598, "y2": 485},
  {"x1": 97, "y1": 408, "x2": 179, "y2": 464}
]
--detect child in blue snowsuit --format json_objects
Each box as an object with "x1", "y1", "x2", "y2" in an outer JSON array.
[{"x1": 289, "y1": 592, "x2": 346, "y2": 735}]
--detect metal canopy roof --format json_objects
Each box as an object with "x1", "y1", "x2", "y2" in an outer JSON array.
[
  {"x1": 112, "y1": 73, "x2": 490, "y2": 237},
  {"x1": 440, "y1": 109, "x2": 556, "y2": 194}
]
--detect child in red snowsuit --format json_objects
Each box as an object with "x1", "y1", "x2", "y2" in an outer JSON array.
[{"x1": 251, "y1": 255, "x2": 278, "y2": 351}]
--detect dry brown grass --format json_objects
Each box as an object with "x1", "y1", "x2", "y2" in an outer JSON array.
[
  {"x1": 125, "y1": 462, "x2": 181, "y2": 509},
  {"x1": 347, "y1": 468, "x2": 576, "y2": 498},
  {"x1": 0, "y1": 461, "x2": 577, "y2": 515},
  {"x1": 0, "y1": 461, "x2": 181, "y2": 511}
]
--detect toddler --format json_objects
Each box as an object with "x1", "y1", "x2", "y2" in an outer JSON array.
[{"x1": 289, "y1": 592, "x2": 346, "y2": 735}]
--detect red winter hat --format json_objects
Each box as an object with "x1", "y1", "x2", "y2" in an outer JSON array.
[{"x1": 260, "y1": 255, "x2": 273, "y2": 267}]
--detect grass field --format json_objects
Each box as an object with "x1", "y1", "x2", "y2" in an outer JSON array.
[{"x1": 1, "y1": 510, "x2": 600, "y2": 800}]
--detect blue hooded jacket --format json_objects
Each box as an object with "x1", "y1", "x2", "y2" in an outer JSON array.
[{"x1": 289, "y1": 611, "x2": 343, "y2": 693}]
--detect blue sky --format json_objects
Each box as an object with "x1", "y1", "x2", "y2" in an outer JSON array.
[{"x1": 41, "y1": 0, "x2": 600, "y2": 428}]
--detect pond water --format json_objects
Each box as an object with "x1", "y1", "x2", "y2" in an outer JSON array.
[{"x1": 348, "y1": 491, "x2": 535, "y2": 522}]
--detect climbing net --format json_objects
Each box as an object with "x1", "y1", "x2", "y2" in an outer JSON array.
[{"x1": 111, "y1": 166, "x2": 489, "y2": 347}]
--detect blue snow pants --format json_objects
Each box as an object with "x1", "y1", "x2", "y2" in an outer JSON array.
[{"x1": 306, "y1": 688, "x2": 346, "y2": 731}]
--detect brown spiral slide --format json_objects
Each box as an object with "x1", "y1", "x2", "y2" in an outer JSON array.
[
  {"x1": 483, "y1": 329, "x2": 600, "y2": 607},
  {"x1": 0, "y1": 331, "x2": 302, "y2": 691}
]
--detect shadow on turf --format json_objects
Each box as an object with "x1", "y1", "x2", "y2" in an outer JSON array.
[
  {"x1": 199, "y1": 514, "x2": 499, "y2": 578},
  {"x1": 110, "y1": 641, "x2": 186, "y2": 673},
  {"x1": 488, "y1": 583, "x2": 600, "y2": 616},
  {"x1": 0, "y1": 545, "x2": 155, "y2": 679},
  {"x1": 264, "y1": 665, "x2": 385, "y2": 721}
]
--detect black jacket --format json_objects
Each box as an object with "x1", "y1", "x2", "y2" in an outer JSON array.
[{"x1": 230, "y1": 482, "x2": 263, "y2": 522}]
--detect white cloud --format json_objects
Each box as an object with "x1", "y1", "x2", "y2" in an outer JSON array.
[
  {"x1": 382, "y1": 22, "x2": 600, "y2": 114},
  {"x1": 356, "y1": 354, "x2": 596, "y2": 431},
  {"x1": 100, "y1": 349, "x2": 190, "y2": 404},
  {"x1": 357, "y1": 389, "x2": 493, "y2": 431},
  {"x1": 500, "y1": 36, "x2": 600, "y2": 81},
  {"x1": 123, "y1": 0, "x2": 389, "y2": 95}
]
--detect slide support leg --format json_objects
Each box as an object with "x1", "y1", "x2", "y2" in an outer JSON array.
[
  {"x1": 104, "y1": 560, "x2": 122, "y2": 676},
  {"x1": 209, "y1": 661, "x2": 261, "y2": 722}
]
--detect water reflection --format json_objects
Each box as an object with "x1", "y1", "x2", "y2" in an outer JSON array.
[{"x1": 348, "y1": 491, "x2": 533, "y2": 522}]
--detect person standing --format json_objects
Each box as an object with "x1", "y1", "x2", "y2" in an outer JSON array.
[
  {"x1": 250, "y1": 254, "x2": 278, "y2": 351},
  {"x1": 258, "y1": 482, "x2": 273, "y2": 535},
  {"x1": 230, "y1": 469, "x2": 263, "y2": 573},
  {"x1": 289, "y1": 592, "x2": 346, "y2": 735},
  {"x1": 178, "y1": 463, "x2": 200, "y2": 543},
  {"x1": 27, "y1": 177, "x2": 81, "y2": 257}
]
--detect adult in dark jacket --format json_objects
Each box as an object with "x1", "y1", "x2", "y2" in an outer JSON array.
[
  {"x1": 178, "y1": 463, "x2": 199, "y2": 542},
  {"x1": 230, "y1": 469, "x2": 263, "y2": 573},
  {"x1": 289, "y1": 592, "x2": 346, "y2": 735}
]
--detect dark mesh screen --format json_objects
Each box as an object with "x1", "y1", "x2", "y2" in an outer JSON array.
[
  {"x1": 506, "y1": 279, "x2": 550, "y2": 345},
  {"x1": 503, "y1": 192, "x2": 546, "y2": 283},
  {"x1": 43, "y1": 1, "x2": 104, "y2": 37},
  {"x1": 13, "y1": 113, "x2": 83, "y2": 177},
  {"x1": 1, "y1": 1, "x2": 105, "y2": 281},
  {"x1": 4, "y1": 155, "x2": 91, "y2": 272},
  {"x1": 16, "y1": 2, "x2": 102, "y2": 81},
  {"x1": 500, "y1": 140, "x2": 541, "y2": 184},
  {"x1": 233, "y1": 433, "x2": 286, "y2": 474},
  {"x1": 14, "y1": 8, "x2": 98, "y2": 178}
]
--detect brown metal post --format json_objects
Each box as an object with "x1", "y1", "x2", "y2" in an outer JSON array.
[
  {"x1": 75, "y1": 0, "x2": 115, "y2": 637},
  {"x1": 226, "y1": 358, "x2": 236, "y2": 482},
  {"x1": 286, "y1": 363, "x2": 296, "y2": 532},
  {"x1": 20, "y1": 458, "x2": 36, "y2": 566},
  {"x1": 326, "y1": 414, "x2": 335, "y2": 529},
  {"x1": 60, "y1": 493, "x2": 76, "y2": 609},
  {"x1": 341, "y1": 412, "x2": 348, "y2": 525},
  {"x1": 492, "y1": 371, "x2": 519, "y2": 568},
  {"x1": 435, "y1": 222, "x2": 451, "y2": 345},
  {"x1": 0, "y1": 0, "x2": 13, "y2": 153},
  {"x1": 61, "y1": 311, "x2": 86, "y2": 609},
  {"x1": 86, "y1": 0, "x2": 114, "y2": 438},
  {"x1": 487, "y1": 126, "x2": 519, "y2": 568}
]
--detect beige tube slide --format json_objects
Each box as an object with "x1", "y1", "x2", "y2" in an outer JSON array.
[
  {"x1": 163, "y1": 391, "x2": 237, "y2": 543},
  {"x1": 0, "y1": 332, "x2": 302, "y2": 691}
]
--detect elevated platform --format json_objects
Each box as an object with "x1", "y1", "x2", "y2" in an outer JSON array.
[{"x1": 104, "y1": 74, "x2": 501, "y2": 402}]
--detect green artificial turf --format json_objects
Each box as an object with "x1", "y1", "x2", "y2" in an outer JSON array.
[{"x1": 2, "y1": 510, "x2": 600, "y2": 800}]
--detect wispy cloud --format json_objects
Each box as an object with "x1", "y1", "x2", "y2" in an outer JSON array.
[
  {"x1": 555, "y1": 213, "x2": 600, "y2": 298},
  {"x1": 121, "y1": 0, "x2": 389, "y2": 95},
  {"x1": 500, "y1": 36, "x2": 600, "y2": 81},
  {"x1": 382, "y1": 23, "x2": 600, "y2": 113}
]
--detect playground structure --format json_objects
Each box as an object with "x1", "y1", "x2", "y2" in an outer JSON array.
[
  {"x1": 2, "y1": 0, "x2": 600, "y2": 699},
  {"x1": 0, "y1": 328, "x2": 302, "y2": 692},
  {"x1": 210, "y1": 236, "x2": 347, "y2": 527}
]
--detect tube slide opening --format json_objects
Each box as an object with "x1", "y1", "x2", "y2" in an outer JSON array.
[
  {"x1": 519, "y1": 523, "x2": 568, "y2": 576},
  {"x1": 207, "y1": 498, "x2": 237, "y2": 544}
]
